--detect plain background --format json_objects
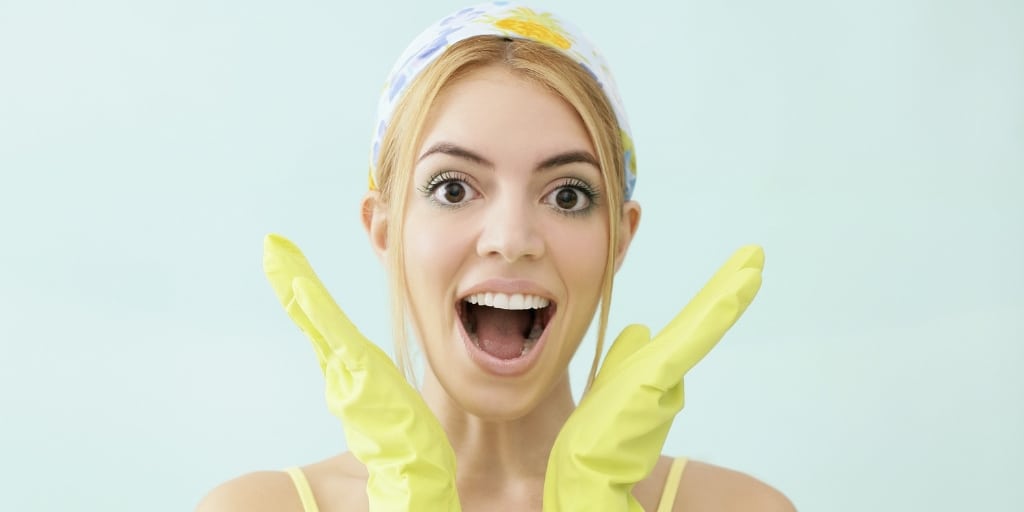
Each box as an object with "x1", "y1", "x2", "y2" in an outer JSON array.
[{"x1": 2, "y1": 0, "x2": 1021, "y2": 510}]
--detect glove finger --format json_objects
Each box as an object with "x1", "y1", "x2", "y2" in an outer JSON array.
[
  {"x1": 654, "y1": 245, "x2": 763, "y2": 349},
  {"x1": 593, "y1": 247, "x2": 764, "y2": 388},
  {"x1": 293, "y1": 276, "x2": 380, "y2": 371},
  {"x1": 597, "y1": 324, "x2": 650, "y2": 379},
  {"x1": 263, "y1": 234, "x2": 334, "y2": 370},
  {"x1": 654, "y1": 266, "x2": 763, "y2": 385},
  {"x1": 263, "y1": 233, "x2": 324, "y2": 310},
  {"x1": 676, "y1": 245, "x2": 764, "y2": 320}
]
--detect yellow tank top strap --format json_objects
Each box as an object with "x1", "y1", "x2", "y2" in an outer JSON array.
[
  {"x1": 284, "y1": 466, "x2": 321, "y2": 512},
  {"x1": 283, "y1": 459, "x2": 686, "y2": 512},
  {"x1": 655, "y1": 457, "x2": 689, "y2": 512}
]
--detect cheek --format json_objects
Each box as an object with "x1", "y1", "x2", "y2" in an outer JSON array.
[
  {"x1": 545, "y1": 217, "x2": 609, "y2": 363},
  {"x1": 404, "y1": 217, "x2": 463, "y2": 277},
  {"x1": 551, "y1": 217, "x2": 609, "y2": 303},
  {"x1": 401, "y1": 209, "x2": 478, "y2": 327}
]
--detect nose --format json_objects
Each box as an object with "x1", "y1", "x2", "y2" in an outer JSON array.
[{"x1": 476, "y1": 197, "x2": 545, "y2": 262}]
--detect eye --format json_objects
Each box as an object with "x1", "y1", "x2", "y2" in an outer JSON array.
[
  {"x1": 437, "y1": 181, "x2": 467, "y2": 204},
  {"x1": 420, "y1": 171, "x2": 479, "y2": 206},
  {"x1": 543, "y1": 179, "x2": 598, "y2": 214}
]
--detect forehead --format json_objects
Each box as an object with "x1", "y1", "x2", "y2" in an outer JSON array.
[{"x1": 417, "y1": 65, "x2": 595, "y2": 161}]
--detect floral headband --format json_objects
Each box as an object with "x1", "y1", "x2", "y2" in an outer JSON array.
[{"x1": 368, "y1": 1, "x2": 638, "y2": 200}]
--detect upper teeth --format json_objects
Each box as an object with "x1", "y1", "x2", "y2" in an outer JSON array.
[{"x1": 465, "y1": 292, "x2": 550, "y2": 310}]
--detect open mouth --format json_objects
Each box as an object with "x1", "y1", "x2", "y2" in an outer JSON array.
[{"x1": 457, "y1": 292, "x2": 556, "y2": 360}]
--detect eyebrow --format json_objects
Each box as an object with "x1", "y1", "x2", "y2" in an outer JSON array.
[
  {"x1": 537, "y1": 150, "x2": 599, "y2": 170},
  {"x1": 418, "y1": 142, "x2": 599, "y2": 171},
  {"x1": 418, "y1": 142, "x2": 493, "y2": 167}
]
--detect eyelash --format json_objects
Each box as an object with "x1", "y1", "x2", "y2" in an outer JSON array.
[
  {"x1": 419, "y1": 170, "x2": 463, "y2": 193},
  {"x1": 417, "y1": 170, "x2": 475, "y2": 208},
  {"x1": 547, "y1": 177, "x2": 600, "y2": 217},
  {"x1": 417, "y1": 171, "x2": 601, "y2": 215}
]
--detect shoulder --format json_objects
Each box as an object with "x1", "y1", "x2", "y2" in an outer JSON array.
[
  {"x1": 195, "y1": 470, "x2": 302, "y2": 512},
  {"x1": 194, "y1": 454, "x2": 368, "y2": 512},
  {"x1": 672, "y1": 459, "x2": 795, "y2": 512}
]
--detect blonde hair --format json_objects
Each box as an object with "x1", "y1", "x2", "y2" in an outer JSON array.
[{"x1": 374, "y1": 36, "x2": 628, "y2": 390}]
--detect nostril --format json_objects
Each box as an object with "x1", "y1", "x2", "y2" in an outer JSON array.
[{"x1": 476, "y1": 213, "x2": 545, "y2": 262}]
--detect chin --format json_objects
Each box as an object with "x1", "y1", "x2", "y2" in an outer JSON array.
[
  {"x1": 455, "y1": 389, "x2": 541, "y2": 422},
  {"x1": 415, "y1": 340, "x2": 560, "y2": 423}
]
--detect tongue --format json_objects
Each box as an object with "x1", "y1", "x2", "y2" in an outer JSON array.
[{"x1": 473, "y1": 306, "x2": 530, "y2": 360}]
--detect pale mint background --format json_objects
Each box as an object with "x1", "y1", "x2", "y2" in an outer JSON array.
[{"x1": 1, "y1": 0, "x2": 1021, "y2": 510}]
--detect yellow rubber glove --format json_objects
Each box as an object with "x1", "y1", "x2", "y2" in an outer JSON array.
[
  {"x1": 262, "y1": 234, "x2": 461, "y2": 512},
  {"x1": 543, "y1": 245, "x2": 765, "y2": 511}
]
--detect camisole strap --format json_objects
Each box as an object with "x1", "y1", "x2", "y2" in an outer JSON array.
[
  {"x1": 283, "y1": 459, "x2": 687, "y2": 512},
  {"x1": 655, "y1": 457, "x2": 689, "y2": 512},
  {"x1": 284, "y1": 467, "x2": 321, "y2": 512}
]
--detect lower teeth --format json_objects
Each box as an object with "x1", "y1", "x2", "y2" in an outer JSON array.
[
  {"x1": 526, "y1": 324, "x2": 543, "y2": 339},
  {"x1": 468, "y1": 333, "x2": 537, "y2": 358},
  {"x1": 520, "y1": 340, "x2": 536, "y2": 357},
  {"x1": 519, "y1": 325, "x2": 542, "y2": 356}
]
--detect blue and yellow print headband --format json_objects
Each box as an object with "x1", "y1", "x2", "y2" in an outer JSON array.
[{"x1": 369, "y1": 1, "x2": 638, "y2": 200}]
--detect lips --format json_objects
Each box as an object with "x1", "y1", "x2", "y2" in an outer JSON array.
[{"x1": 455, "y1": 290, "x2": 557, "y2": 376}]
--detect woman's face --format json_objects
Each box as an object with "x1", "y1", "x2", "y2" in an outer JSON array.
[{"x1": 401, "y1": 65, "x2": 611, "y2": 419}]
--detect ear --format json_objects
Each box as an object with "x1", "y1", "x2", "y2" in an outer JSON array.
[
  {"x1": 361, "y1": 190, "x2": 388, "y2": 263},
  {"x1": 612, "y1": 200, "x2": 641, "y2": 274}
]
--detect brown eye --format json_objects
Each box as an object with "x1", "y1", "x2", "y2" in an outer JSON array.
[
  {"x1": 544, "y1": 185, "x2": 591, "y2": 213},
  {"x1": 442, "y1": 182, "x2": 465, "y2": 203},
  {"x1": 554, "y1": 188, "x2": 578, "y2": 210},
  {"x1": 427, "y1": 175, "x2": 478, "y2": 206}
]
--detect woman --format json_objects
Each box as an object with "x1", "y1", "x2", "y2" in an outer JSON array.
[{"x1": 199, "y1": 3, "x2": 793, "y2": 511}]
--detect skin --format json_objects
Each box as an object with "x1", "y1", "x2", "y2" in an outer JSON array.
[
  {"x1": 197, "y1": 65, "x2": 795, "y2": 512},
  {"x1": 399, "y1": 64, "x2": 630, "y2": 508}
]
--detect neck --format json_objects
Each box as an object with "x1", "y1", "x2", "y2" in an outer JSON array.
[{"x1": 419, "y1": 367, "x2": 576, "y2": 483}]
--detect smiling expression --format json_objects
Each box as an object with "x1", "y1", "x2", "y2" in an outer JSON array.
[{"x1": 400, "y1": 64, "x2": 612, "y2": 419}]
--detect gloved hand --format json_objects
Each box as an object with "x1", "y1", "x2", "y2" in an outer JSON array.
[
  {"x1": 543, "y1": 245, "x2": 765, "y2": 511},
  {"x1": 262, "y1": 234, "x2": 461, "y2": 511}
]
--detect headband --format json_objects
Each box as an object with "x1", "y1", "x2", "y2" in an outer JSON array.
[{"x1": 368, "y1": 1, "x2": 637, "y2": 200}]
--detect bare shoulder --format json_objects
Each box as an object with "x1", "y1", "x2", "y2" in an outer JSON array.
[
  {"x1": 195, "y1": 453, "x2": 368, "y2": 512},
  {"x1": 194, "y1": 470, "x2": 302, "y2": 512},
  {"x1": 300, "y1": 453, "x2": 370, "y2": 511},
  {"x1": 674, "y1": 459, "x2": 795, "y2": 512}
]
